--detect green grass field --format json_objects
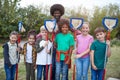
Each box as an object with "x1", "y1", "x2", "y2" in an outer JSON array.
[
  {"x1": 106, "y1": 46, "x2": 120, "y2": 79},
  {"x1": 0, "y1": 46, "x2": 3, "y2": 59},
  {"x1": 0, "y1": 46, "x2": 120, "y2": 80}
]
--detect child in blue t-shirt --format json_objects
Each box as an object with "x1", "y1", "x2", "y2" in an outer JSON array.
[{"x1": 90, "y1": 27, "x2": 111, "y2": 80}]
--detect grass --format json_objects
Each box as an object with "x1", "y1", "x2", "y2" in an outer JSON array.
[
  {"x1": 0, "y1": 68, "x2": 5, "y2": 79},
  {"x1": 106, "y1": 46, "x2": 120, "y2": 79},
  {"x1": 0, "y1": 46, "x2": 3, "y2": 59},
  {"x1": 0, "y1": 46, "x2": 120, "y2": 80}
]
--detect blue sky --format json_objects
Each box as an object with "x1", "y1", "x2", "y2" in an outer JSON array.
[{"x1": 19, "y1": 0, "x2": 120, "y2": 9}]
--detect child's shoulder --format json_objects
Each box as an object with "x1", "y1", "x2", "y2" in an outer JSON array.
[
  {"x1": 2, "y1": 42, "x2": 8, "y2": 48},
  {"x1": 77, "y1": 34, "x2": 93, "y2": 38},
  {"x1": 56, "y1": 32, "x2": 61, "y2": 35},
  {"x1": 88, "y1": 34, "x2": 94, "y2": 40},
  {"x1": 23, "y1": 42, "x2": 28, "y2": 46},
  {"x1": 66, "y1": 33, "x2": 74, "y2": 38},
  {"x1": 36, "y1": 37, "x2": 42, "y2": 42},
  {"x1": 56, "y1": 32, "x2": 63, "y2": 37},
  {"x1": 88, "y1": 34, "x2": 93, "y2": 38},
  {"x1": 92, "y1": 40, "x2": 99, "y2": 44},
  {"x1": 67, "y1": 32, "x2": 73, "y2": 35}
]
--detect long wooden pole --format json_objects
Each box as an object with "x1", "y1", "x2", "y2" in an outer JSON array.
[
  {"x1": 50, "y1": 32, "x2": 54, "y2": 80},
  {"x1": 16, "y1": 34, "x2": 21, "y2": 80},
  {"x1": 46, "y1": 33, "x2": 49, "y2": 80},
  {"x1": 102, "y1": 31, "x2": 110, "y2": 80},
  {"x1": 72, "y1": 31, "x2": 76, "y2": 80}
]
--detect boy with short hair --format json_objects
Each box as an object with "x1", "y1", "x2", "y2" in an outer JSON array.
[
  {"x1": 90, "y1": 27, "x2": 111, "y2": 80},
  {"x1": 3, "y1": 31, "x2": 21, "y2": 80}
]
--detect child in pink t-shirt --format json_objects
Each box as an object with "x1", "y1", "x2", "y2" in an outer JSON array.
[{"x1": 75, "y1": 22, "x2": 94, "y2": 80}]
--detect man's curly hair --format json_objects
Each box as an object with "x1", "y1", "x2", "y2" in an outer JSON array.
[{"x1": 50, "y1": 4, "x2": 65, "y2": 16}]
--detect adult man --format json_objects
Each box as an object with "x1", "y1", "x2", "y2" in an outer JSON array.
[{"x1": 50, "y1": 4, "x2": 65, "y2": 80}]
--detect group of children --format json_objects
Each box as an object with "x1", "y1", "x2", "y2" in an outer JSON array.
[{"x1": 2, "y1": 4, "x2": 111, "y2": 80}]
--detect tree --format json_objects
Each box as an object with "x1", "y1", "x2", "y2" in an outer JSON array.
[
  {"x1": 90, "y1": 4, "x2": 120, "y2": 39},
  {"x1": 0, "y1": 0, "x2": 20, "y2": 38}
]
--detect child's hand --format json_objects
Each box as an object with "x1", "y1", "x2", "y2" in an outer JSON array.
[
  {"x1": 106, "y1": 40, "x2": 110, "y2": 47},
  {"x1": 18, "y1": 43, "x2": 21, "y2": 47},
  {"x1": 75, "y1": 54, "x2": 82, "y2": 58},
  {"x1": 16, "y1": 47, "x2": 21, "y2": 52},
  {"x1": 34, "y1": 64, "x2": 37, "y2": 69},
  {"x1": 65, "y1": 58, "x2": 70, "y2": 64},
  {"x1": 17, "y1": 43, "x2": 22, "y2": 52},
  {"x1": 72, "y1": 49, "x2": 76, "y2": 54},
  {"x1": 92, "y1": 64, "x2": 97, "y2": 70},
  {"x1": 43, "y1": 41, "x2": 48, "y2": 47},
  {"x1": 46, "y1": 50, "x2": 50, "y2": 54}
]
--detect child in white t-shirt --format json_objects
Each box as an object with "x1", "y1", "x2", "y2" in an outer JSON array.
[
  {"x1": 21, "y1": 30, "x2": 37, "y2": 80},
  {"x1": 35, "y1": 26, "x2": 52, "y2": 80}
]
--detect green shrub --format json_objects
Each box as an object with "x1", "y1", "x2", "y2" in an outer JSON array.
[{"x1": 111, "y1": 38, "x2": 120, "y2": 47}]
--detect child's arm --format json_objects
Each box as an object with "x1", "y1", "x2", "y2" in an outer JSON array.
[
  {"x1": 54, "y1": 41, "x2": 57, "y2": 48},
  {"x1": 16, "y1": 43, "x2": 22, "y2": 53},
  {"x1": 65, "y1": 46, "x2": 74, "y2": 64},
  {"x1": 90, "y1": 50, "x2": 97, "y2": 70},
  {"x1": 46, "y1": 40, "x2": 53, "y2": 54},
  {"x1": 3, "y1": 43, "x2": 12, "y2": 67},
  {"x1": 75, "y1": 43, "x2": 92, "y2": 58},
  {"x1": 34, "y1": 46, "x2": 37, "y2": 69},
  {"x1": 20, "y1": 43, "x2": 26, "y2": 54},
  {"x1": 35, "y1": 38, "x2": 47, "y2": 53},
  {"x1": 106, "y1": 40, "x2": 111, "y2": 57}
]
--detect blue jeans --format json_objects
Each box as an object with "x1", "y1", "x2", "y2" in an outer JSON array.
[
  {"x1": 55, "y1": 61, "x2": 68, "y2": 80},
  {"x1": 4, "y1": 64, "x2": 17, "y2": 80},
  {"x1": 37, "y1": 65, "x2": 49, "y2": 80},
  {"x1": 75, "y1": 57, "x2": 90, "y2": 80},
  {"x1": 91, "y1": 68, "x2": 104, "y2": 80}
]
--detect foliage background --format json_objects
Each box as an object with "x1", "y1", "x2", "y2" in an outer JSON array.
[{"x1": 0, "y1": 0, "x2": 120, "y2": 39}]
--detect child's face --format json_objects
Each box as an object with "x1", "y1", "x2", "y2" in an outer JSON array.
[
  {"x1": 9, "y1": 34, "x2": 17, "y2": 44},
  {"x1": 28, "y1": 35, "x2": 35, "y2": 45},
  {"x1": 81, "y1": 24, "x2": 89, "y2": 36},
  {"x1": 61, "y1": 24, "x2": 69, "y2": 34},
  {"x1": 40, "y1": 30, "x2": 47, "y2": 39},
  {"x1": 96, "y1": 32, "x2": 106, "y2": 42}
]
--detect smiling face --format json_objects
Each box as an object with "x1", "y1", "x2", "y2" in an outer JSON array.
[
  {"x1": 53, "y1": 10, "x2": 61, "y2": 22},
  {"x1": 40, "y1": 30, "x2": 47, "y2": 39},
  {"x1": 96, "y1": 32, "x2": 106, "y2": 42},
  {"x1": 9, "y1": 34, "x2": 17, "y2": 44},
  {"x1": 28, "y1": 35, "x2": 35, "y2": 45},
  {"x1": 61, "y1": 24, "x2": 69, "y2": 34},
  {"x1": 58, "y1": 19, "x2": 70, "y2": 34},
  {"x1": 81, "y1": 23, "x2": 90, "y2": 36}
]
